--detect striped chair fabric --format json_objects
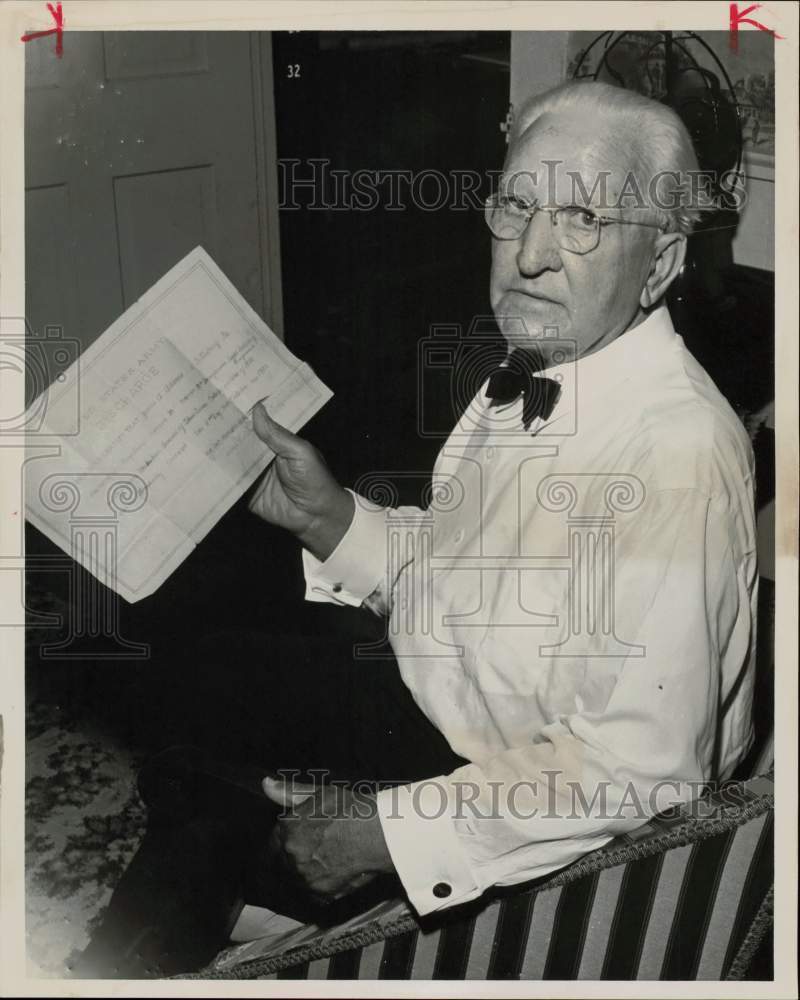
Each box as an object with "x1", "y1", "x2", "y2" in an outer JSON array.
[{"x1": 192, "y1": 770, "x2": 773, "y2": 981}]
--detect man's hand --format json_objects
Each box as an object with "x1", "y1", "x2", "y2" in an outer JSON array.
[
  {"x1": 262, "y1": 776, "x2": 395, "y2": 901},
  {"x1": 250, "y1": 403, "x2": 354, "y2": 561}
]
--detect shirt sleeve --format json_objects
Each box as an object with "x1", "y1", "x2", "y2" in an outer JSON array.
[
  {"x1": 302, "y1": 490, "x2": 428, "y2": 613},
  {"x1": 302, "y1": 490, "x2": 389, "y2": 607},
  {"x1": 377, "y1": 487, "x2": 756, "y2": 916}
]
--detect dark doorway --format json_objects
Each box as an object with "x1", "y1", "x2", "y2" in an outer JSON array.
[{"x1": 272, "y1": 31, "x2": 512, "y2": 490}]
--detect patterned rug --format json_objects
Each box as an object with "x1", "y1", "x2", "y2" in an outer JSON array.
[{"x1": 25, "y1": 698, "x2": 146, "y2": 978}]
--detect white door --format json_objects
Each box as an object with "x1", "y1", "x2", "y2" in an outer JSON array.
[{"x1": 25, "y1": 30, "x2": 283, "y2": 397}]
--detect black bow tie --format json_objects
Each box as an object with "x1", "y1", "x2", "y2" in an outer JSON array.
[{"x1": 486, "y1": 348, "x2": 562, "y2": 430}]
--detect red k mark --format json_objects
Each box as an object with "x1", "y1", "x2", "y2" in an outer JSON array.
[
  {"x1": 21, "y1": 2, "x2": 64, "y2": 57},
  {"x1": 729, "y1": 3, "x2": 785, "y2": 52}
]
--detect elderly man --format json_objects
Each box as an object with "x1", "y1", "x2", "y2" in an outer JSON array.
[
  {"x1": 249, "y1": 79, "x2": 756, "y2": 911},
  {"x1": 77, "y1": 80, "x2": 756, "y2": 976}
]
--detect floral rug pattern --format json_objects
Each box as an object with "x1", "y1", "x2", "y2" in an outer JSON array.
[{"x1": 25, "y1": 700, "x2": 146, "y2": 978}]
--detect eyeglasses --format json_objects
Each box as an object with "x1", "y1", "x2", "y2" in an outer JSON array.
[{"x1": 484, "y1": 193, "x2": 668, "y2": 255}]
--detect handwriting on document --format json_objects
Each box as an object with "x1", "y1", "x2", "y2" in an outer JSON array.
[{"x1": 25, "y1": 247, "x2": 332, "y2": 603}]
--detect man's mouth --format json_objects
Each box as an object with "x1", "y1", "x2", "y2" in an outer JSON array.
[{"x1": 506, "y1": 289, "x2": 560, "y2": 306}]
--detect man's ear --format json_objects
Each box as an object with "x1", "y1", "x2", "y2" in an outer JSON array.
[{"x1": 640, "y1": 231, "x2": 687, "y2": 309}]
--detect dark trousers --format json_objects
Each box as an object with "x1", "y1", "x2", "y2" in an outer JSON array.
[{"x1": 73, "y1": 620, "x2": 466, "y2": 978}]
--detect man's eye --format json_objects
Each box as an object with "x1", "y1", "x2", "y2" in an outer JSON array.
[
  {"x1": 562, "y1": 207, "x2": 598, "y2": 230},
  {"x1": 501, "y1": 196, "x2": 533, "y2": 215}
]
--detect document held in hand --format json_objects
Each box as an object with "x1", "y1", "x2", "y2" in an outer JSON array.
[{"x1": 24, "y1": 247, "x2": 332, "y2": 603}]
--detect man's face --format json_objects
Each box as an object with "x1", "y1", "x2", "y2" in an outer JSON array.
[{"x1": 490, "y1": 111, "x2": 659, "y2": 359}]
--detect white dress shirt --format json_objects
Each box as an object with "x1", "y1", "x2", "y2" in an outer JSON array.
[{"x1": 303, "y1": 306, "x2": 757, "y2": 917}]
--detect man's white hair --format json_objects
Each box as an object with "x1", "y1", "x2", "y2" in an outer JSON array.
[{"x1": 511, "y1": 80, "x2": 705, "y2": 234}]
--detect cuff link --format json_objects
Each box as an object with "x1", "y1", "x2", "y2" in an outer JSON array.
[
  {"x1": 332, "y1": 582, "x2": 343, "y2": 593},
  {"x1": 432, "y1": 881, "x2": 452, "y2": 899}
]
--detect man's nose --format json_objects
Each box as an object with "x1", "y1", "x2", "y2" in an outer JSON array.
[{"x1": 515, "y1": 209, "x2": 562, "y2": 276}]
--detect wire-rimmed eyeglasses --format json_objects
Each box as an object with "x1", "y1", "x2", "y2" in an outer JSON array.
[{"x1": 484, "y1": 193, "x2": 668, "y2": 255}]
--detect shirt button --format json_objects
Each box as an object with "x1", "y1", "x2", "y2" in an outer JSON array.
[
  {"x1": 432, "y1": 882, "x2": 452, "y2": 899},
  {"x1": 332, "y1": 583, "x2": 343, "y2": 594}
]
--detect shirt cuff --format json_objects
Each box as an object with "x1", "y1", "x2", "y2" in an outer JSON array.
[
  {"x1": 302, "y1": 489, "x2": 389, "y2": 607},
  {"x1": 376, "y1": 779, "x2": 483, "y2": 916}
]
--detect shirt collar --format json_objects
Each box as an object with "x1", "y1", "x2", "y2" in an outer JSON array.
[
  {"x1": 546, "y1": 304, "x2": 679, "y2": 392},
  {"x1": 468, "y1": 306, "x2": 680, "y2": 439}
]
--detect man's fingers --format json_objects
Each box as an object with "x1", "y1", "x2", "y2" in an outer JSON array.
[
  {"x1": 262, "y1": 775, "x2": 317, "y2": 807},
  {"x1": 252, "y1": 403, "x2": 301, "y2": 456}
]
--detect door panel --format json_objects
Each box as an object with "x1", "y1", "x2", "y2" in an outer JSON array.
[
  {"x1": 25, "y1": 184, "x2": 79, "y2": 347},
  {"x1": 102, "y1": 31, "x2": 209, "y2": 79},
  {"x1": 114, "y1": 165, "x2": 219, "y2": 305}
]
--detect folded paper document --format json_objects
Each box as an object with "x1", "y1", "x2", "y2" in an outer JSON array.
[{"x1": 24, "y1": 247, "x2": 332, "y2": 603}]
